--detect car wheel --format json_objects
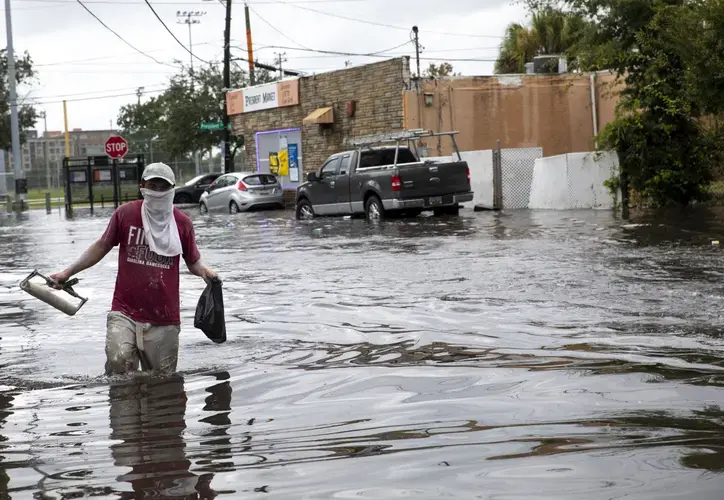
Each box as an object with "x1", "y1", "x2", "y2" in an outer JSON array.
[
  {"x1": 229, "y1": 201, "x2": 240, "y2": 214},
  {"x1": 296, "y1": 199, "x2": 314, "y2": 220},
  {"x1": 175, "y1": 193, "x2": 190, "y2": 204},
  {"x1": 199, "y1": 202, "x2": 208, "y2": 214},
  {"x1": 365, "y1": 195, "x2": 385, "y2": 222}
]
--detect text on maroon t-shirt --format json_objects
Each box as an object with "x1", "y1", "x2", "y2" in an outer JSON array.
[{"x1": 100, "y1": 200, "x2": 201, "y2": 325}]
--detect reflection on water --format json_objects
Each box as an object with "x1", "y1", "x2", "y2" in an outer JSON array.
[
  {"x1": 1, "y1": 206, "x2": 724, "y2": 498},
  {"x1": 109, "y1": 374, "x2": 219, "y2": 498}
]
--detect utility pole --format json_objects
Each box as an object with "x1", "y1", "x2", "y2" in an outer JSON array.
[
  {"x1": 5, "y1": 0, "x2": 26, "y2": 210},
  {"x1": 274, "y1": 52, "x2": 287, "y2": 80},
  {"x1": 176, "y1": 10, "x2": 206, "y2": 82},
  {"x1": 412, "y1": 26, "x2": 421, "y2": 83},
  {"x1": 244, "y1": 2, "x2": 255, "y2": 86},
  {"x1": 222, "y1": 0, "x2": 232, "y2": 173},
  {"x1": 136, "y1": 86, "x2": 144, "y2": 106},
  {"x1": 40, "y1": 111, "x2": 50, "y2": 190}
]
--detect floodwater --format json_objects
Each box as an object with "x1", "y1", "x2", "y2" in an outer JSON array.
[{"x1": 0, "y1": 204, "x2": 723, "y2": 499}]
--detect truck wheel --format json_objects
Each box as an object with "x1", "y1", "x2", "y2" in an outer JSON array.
[
  {"x1": 296, "y1": 199, "x2": 314, "y2": 220},
  {"x1": 434, "y1": 205, "x2": 460, "y2": 217},
  {"x1": 365, "y1": 195, "x2": 385, "y2": 222}
]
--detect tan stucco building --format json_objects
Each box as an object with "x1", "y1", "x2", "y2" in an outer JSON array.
[{"x1": 403, "y1": 72, "x2": 621, "y2": 157}]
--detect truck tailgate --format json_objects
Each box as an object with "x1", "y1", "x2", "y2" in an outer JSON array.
[{"x1": 397, "y1": 161, "x2": 469, "y2": 198}]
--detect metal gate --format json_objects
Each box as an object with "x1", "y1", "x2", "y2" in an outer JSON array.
[
  {"x1": 63, "y1": 155, "x2": 145, "y2": 212},
  {"x1": 492, "y1": 141, "x2": 543, "y2": 210}
]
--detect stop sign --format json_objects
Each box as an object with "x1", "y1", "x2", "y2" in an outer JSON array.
[{"x1": 105, "y1": 135, "x2": 128, "y2": 159}]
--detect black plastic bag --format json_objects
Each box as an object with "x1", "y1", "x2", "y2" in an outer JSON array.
[{"x1": 194, "y1": 276, "x2": 226, "y2": 343}]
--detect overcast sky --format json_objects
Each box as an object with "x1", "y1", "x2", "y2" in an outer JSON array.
[{"x1": 2, "y1": 0, "x2": 529, "y2": 134}]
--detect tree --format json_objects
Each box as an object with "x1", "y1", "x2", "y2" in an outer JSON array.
[
  {"x1": 0, "y1": 49, "x2": 38, "y2": 150},
  {"x1": 522, "y1": 0, "x2": 723, "y2": 207},
  {"x1": 495, "y1": 6, "x2": 591, "y2": 74},
  {"x1": 117, "y1": 63, "x2": 274, "y2": 168},
  {"x1": 423, "y1": 62, "x2": 459, "y2": 77}
]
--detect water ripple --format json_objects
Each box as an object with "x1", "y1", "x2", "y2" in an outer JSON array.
[{"x1": 0, "y1": 207, "x2": 723, "y2": 498}]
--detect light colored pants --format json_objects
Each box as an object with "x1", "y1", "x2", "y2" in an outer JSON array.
[{"x1": 105, "y1": 311, "x2": 181, "y2": 376}]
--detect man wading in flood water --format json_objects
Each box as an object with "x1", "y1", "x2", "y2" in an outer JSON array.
[{"x1": 50, "y1": 162, "x2": 218, "y2": 375}]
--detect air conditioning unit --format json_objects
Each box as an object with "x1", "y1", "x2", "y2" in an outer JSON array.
[{"x1": 533, "y1": 55, "x2": 560, "y2": 73}]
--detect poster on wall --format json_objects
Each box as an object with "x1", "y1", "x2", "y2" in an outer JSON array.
[
  {"x1": 269, "y1": 152, "x2": 280, "y2": 175},
  {"x1": 278, "y1": 149, "x2": 289, "y2": 177},
  {"x1": 288, "y1": 144, "x2": 299, "y2": 182}
]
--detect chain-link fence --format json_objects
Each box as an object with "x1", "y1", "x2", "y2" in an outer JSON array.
[
  {"x1": 492, "y1": 146, "x2": 543, "y2": 209},
  {"x1": 0, "y1": 150, "x2": 246, "y2": 211}
]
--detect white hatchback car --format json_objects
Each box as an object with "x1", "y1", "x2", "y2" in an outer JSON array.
[{"x1": 199, "y1": 172, "x2": 285, "y2": 214}]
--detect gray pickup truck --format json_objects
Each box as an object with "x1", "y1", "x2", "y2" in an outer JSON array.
[{"x1": 295, "y1": 129, "x2": 473, "y2": 221}]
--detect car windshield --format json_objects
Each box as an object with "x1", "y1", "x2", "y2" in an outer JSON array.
[{"x1": 184, "y1": 175, "x2": 206, "y2": 187}]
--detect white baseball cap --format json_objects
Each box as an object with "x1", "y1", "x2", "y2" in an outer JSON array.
[{"x1": 142, "y1": 162, "x2": 176, "y2": 186}]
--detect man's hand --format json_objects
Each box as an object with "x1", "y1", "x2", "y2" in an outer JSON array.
[
  {"x1": 202, "y1": 267, "x2": 219, "y2": 285},
  {"x1": 49, "y1": 270, "x2": 72, "y2": 289}
]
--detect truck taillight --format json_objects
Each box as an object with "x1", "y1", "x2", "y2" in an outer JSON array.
[
  {"x1": 466, "y1": 167, "x2": 470, "y2": 184},
  {"x1": 237, "y1": 181, "x2": 247, "y2": 191},
  {"x1": 392, "y1": 175, "x2": 401, "y2": 191}
]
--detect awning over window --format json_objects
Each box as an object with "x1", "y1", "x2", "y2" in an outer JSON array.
[{"x1": 303, "y1": 107, "x2": 334, "y2": 125}]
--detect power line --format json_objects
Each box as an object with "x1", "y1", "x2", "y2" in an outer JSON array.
[
  {"x1": 231, "y1": 54, "x2": 302, "y2": 76},
  {"x1": 248, "y1": 5, "x2": 312, "y2": 51},
  {"x1": 31, "y1": 89, "x2": 166, "y2": 106},
  {"x1": 142, "y1": 0, "x2": 211, "y2": 65},
  {"x1": 34, "y1": 40, "x2": 241, "y2": 67},
  {"x1": 25, "y1": 84, "x2": 169, "y2": 101},
  {"x1": 242, "y1": 41, "x2": 413, "y2": 59},
  {"x1": 17, "y1": 0, "x2": 380, "y2": 4},
  {"x1": 247, "y1": 45, "x2": 499, "y2": 62},
  {"x1": 270, "y1": 0, "x2": 503, "y2": 39},
  {"x1": 266, "y1": 46, "x2": 501, "y2": 60},
  {"x1": 74, "y1": 0, "x2": 176, "y2": 68}
]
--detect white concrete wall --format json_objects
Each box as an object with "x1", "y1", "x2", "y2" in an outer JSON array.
[
  {"x1": 426, "y1": 150, "x2": 494, "y2": 207},
  {"x1": 529, "y1": 153, "x2": 568, "y2": 209},
  {"x1": 528, "y1": 150, "x2": 620, "y2": 210}
]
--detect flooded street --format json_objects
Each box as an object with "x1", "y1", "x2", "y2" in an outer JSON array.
[{"x1": 1, "y1": 205, "x2": 723, "y2": 498}]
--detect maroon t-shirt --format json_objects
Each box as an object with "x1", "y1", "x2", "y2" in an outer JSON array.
[{"x1": 100, "y1": 200, "x2": 201, "y2": 326}]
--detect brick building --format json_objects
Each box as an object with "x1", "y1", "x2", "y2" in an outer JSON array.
[{"x1": 227, "y1": 57, "x2": 412, "y2": 190}]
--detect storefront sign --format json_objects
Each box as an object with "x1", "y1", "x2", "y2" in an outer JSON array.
[{"x1": 226, "y1": 78, "x2": 300, "y2": 115}]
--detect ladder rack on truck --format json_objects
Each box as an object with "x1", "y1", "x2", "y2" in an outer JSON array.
[{"x1": 343, "y1": 129, "x2": 463, "y2": 161}]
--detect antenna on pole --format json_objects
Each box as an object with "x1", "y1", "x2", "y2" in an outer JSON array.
[{"x1": 274, "y1": 51, "x2": 287, "y2": 80}]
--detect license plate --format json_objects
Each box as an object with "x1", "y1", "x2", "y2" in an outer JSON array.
[
  {"x1": 257, "y1": 190, "x2": 270, "y2": 195},
  {"x1": 429, "y1": 196, "x2": 443, "y2": 206}
]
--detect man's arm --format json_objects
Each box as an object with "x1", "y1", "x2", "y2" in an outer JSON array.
[
  {"x1": 51, "y1": 239, "x2": 114, "y2": 285},
  {"x1": 186, "y1": 258, "x2": 218, "y2": 283}
]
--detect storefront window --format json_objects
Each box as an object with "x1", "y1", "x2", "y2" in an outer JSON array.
[{"x1": 254, "y1": 128, "x2": 302, "y2": 188}]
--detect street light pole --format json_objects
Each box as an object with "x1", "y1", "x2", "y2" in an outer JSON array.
[
  {"x1": 4, "y1": 0, "x2": 26, "y2": 210},
  {"x1": 40, "y1": 111, "x2": 50, "y2": 190},
  {"x1": 176, "y1": 9, "x2": 206, "y2": 84},
  {"x1": 176, "y1": 9, "x2": 206, "y2": 177}
]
